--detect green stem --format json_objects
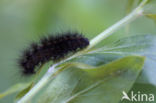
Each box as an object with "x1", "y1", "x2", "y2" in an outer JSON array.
[
  {"x1": 17, "y1": 64, "x2": 58, "y2": 103},
  {"x1": 17, "y1": 0, "x2": 148, "y2": 103},
  {"x1": 88, "y1": 0, "x2": 148, "y2": 49}
]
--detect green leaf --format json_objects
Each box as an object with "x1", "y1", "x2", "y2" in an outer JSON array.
[
  {"x1": 0, "y1": 83, "x2": 31, "y2": 99},
  {"x1": 91, "y1": 34, "x2": 156, "y2": 55},
  {"x1": 144, "y1": 0, "x2": 156, "y2": 19},
  {"x1": 137, "y1": 58, "x2": 156, "y2": 86},
  {"x1": 145, "y1": 14, "x2": 156, "y2": 22},
  {"x1": 59, "y1": 62, "x2": 95, "y2": 70},
  {"x1": 88, "y1": 34, "x2": 156, "y2": 86},
  {"x1": 15, "y1": 82, "x2": 34, "y2": 100},
  {"x1": 36, "y1": 56, "x2": 145, "y2": 103},
  {"x1": 142, "y1": 0, "x2": 156, "y2": 23}
]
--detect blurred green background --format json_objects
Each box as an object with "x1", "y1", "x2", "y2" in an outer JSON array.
[{"x1": 0, "y1": 0, "x2": 156, "y2": 103}]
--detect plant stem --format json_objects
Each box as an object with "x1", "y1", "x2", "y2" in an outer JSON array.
[
  {"x1": 17, "y1": 64, "x2": 58, "y2": 103},
  {"x1": 17, "y1": 0, "x2": 148, "y2": 103},
  {"x1": 88, "y1": 0, "x2": 148, "y2": 49}
]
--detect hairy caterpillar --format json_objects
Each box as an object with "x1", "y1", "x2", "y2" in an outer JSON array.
[{"x1": 18, "y1": 32, "x2": 89, "y2": 75}]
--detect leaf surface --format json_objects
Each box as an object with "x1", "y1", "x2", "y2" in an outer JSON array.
[{"x1": 37, "y1": 56, "x2": 145, "y2": 103}]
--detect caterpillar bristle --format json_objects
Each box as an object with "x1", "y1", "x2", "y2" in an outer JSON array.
[{"x1": 18, "y1": 32, "x2": 89, "y2": 76}]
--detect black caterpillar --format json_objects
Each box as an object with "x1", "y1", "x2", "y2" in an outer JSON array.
[{"x1": 18, "y1": 32, "x2": 89, "y2": 75}]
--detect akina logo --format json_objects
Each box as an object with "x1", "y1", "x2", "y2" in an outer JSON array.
[{"x1": 121, "y1": 91, "x2": 155, "y2": 102}]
